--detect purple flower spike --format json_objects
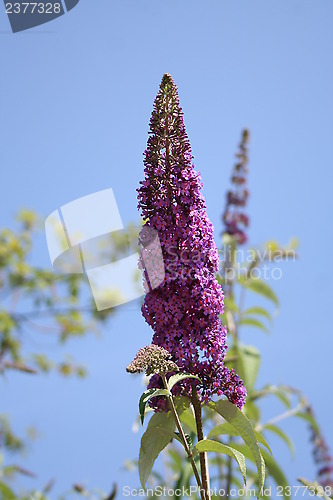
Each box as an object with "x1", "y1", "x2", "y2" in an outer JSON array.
[
  {"x1": 137, "y1": 74, "x2": 246, "y2": 410},
  {"x1": 222, "y1": 129, "x2": 250, "y2": 245}
]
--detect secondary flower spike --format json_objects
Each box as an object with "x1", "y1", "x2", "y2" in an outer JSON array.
[
  {"x1": 137, "y1": 74, "x2": 246, "y2": 409},
  {"x1": 222, "y1": 129, "x2": 250, "y2": 245}
]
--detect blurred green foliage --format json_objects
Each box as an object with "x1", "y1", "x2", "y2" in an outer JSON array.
[{"x1": 0, "y1": 211, "x2": 130, "y2": 499}]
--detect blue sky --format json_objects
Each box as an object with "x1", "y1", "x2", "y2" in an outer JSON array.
[{"x1": 1, "y1": 0, "x2": 333, "y2": 497}]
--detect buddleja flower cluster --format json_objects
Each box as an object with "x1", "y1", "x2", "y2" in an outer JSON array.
[
  {"x1": 126, "y1": 344, "x2": 179, "y2": 377},
  {"x1": 222, "y1": 129, "x2": 250, "y2": 245},
  {"x1": 137, "y1": 74, "x2": 246, "y2": 410}
]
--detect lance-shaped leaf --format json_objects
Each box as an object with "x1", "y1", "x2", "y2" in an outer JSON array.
[
  {"x1": 194, "y1": 439, "x2": 247, "y2": 485},
  {"x1": 139, "y1": 388, "x2": 169, "y2": 424},
  {"x1": 231, "y1": 444, "x2": 289, "y2": 499},
  {"x1": 261, "y1": 424, "x2": 295, "y2": 457},
  {"x1": 295, "y1": 411, "x2": 321, "y2": 435},
  {"x1": 261, "y1": 450, "x2": 289, "y2": 497},
  {"x1": 167, "y1": 373, "x2": 201, "y2": 392},
  {"x1": 255, "y1": 432, "x2": 272, "y2": 455},
  {"x1": 239, "y1": 277, "x2": 279, "y2": 308},
  {"x1": 208, "y1": 399, "x2": 265, "y2": 493},
  {"x1": 238, "y1": 317, "x2": 269, "y2": 334},
  {"x1": 224, "y1": 297, "x2": 240, "y2": 314},
  {"x1": 146, "y1": 406, "x2": 175, "y2": 432},
  {"x1": 243, "y1": 307, "x2": 272, "y2": 322},
  {"x1": 235, "y1": 344, "x2": 261, "y2": 395},
  {"x1": 208, "y1": 422, "x2": 239, "y2": 438},
  {"x1": 179, "y1": 407, "x2": 197, "y2": 434},
  {"x1": 139, "y1": 426, "x2": 176, "y2": 488},
  {"x1": 208, "y1": 422, "x2": 272, "y2": 455},
  {"x1": 139, "y1": 396, "x2": 191, "y2": 488}
]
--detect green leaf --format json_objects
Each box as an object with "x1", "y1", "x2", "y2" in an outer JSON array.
[
  {"x1": 254, "y1": 431, "x2": 272, "y2": 455},
  {"x1": 139, "y1": 389, "x2": 169, "y2": 425},
  {"x1": 138, "y1": 398, "x2": 192, "y2": 489},
  {"x1": 0, "y1": 481, "x2": 16, "y2": 500},
  {"x1": 145, "y1": 396, "x2": 190, "y2": 433},
  {"x1": 243, "y1": 307, "x2": 272, "y2": 322},
  {"x1": 224, "y1": 297, "x2": 240, "y2": 314},
  {"x1": 295, "y1": 411, "x2": 321, "y2": 435},
  {"x1": 208, "y1": 422, "x2": 239, "y2": 438},
  {"x1": 261, "y1": 450, "x2": 290, "y2": 497},
  {"x1": 230, "y1": 444, "x2": 289, "y2": 499},
  {"x1": 208, "y1": 423, "x2": 272, "y2": 455},
  {"x1": 236, "y1": 344, "x2": 261, "y2": 394},
  {"x1": 146, "y1": 409, "x2": 175, "y2": 432},
  {"x1": 168, "y1": 448, "x2": 183, "y2": 471},
  {"x1": 239, "y1": 277, "x2": 279, "y2": 308},
  {"x1": 174, "y1": 460, "x2": 196, "y2": 491},
  {"x1": 244, "y1": 400, "x2": 261, "y2": 422},
  {"x1": 139, "y1": 426, "x2": 176, "y2": 488},
  {"x1": 194, "y1": 439, "x2": 247, "y2": 485},
  {"x1": 262, "y1": 424, "x2": 295, "y2": 457},
  {"x1": 208, "y1": 399, "x2": 265, "y2": 493},
  {"x1": 179, "y1": 407, "x2": 197, "y2": 434},
  {"x1": 167, "y1": 373, "x2": 201, "y2": 392},
  {"x1": 238, "y1": 317, "x2": 269, "y2": 334},
  {"x1": 173, "y1": 396, "x2": 192, "y2": 416}
]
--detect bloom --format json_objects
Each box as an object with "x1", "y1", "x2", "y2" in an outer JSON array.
[
  {"x1": 126, "y1": 344, "x2": 179, "y2": 377},
  {"x1": 222, "y1": 129, "x2": 250, "y2": 245},
  {"x1": 137, "y1": 74, "x2": 246, "y2": 410}
]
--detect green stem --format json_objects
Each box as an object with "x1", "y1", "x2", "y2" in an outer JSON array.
[
  {"x1": 192, "y1": 391, "x2": 211, "y2": 500},
  {"x1": 161, "y1": 375, "x2": 204, "y2": 498}
]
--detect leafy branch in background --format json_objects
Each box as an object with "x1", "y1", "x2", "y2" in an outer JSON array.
[
  {"x1": 0, "y1": 210, "x2": 109, "y2": 376},
  {"x1": 0, "y1": 212, "x2": 138, "y2": 498}
]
